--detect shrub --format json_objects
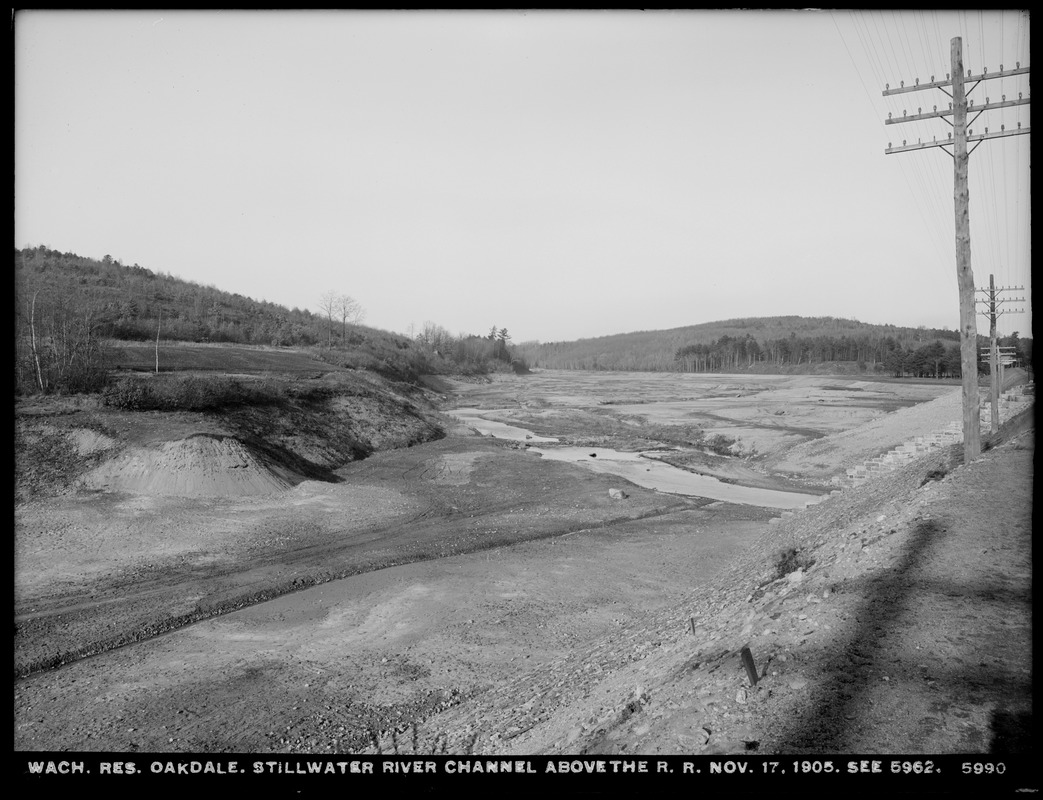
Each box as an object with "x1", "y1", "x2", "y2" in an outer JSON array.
[
  {"x1": 920, "y1": 467, "x2": 948, "y2": 486},
  {"x1": 103, "y1": 375, "x2": 289, "y2": 411},
  {"x1": 102, "y1": 377, "x2": 157, "y2": 410},
  {"x1": 285, "y1": 383, "x2": 336, "y2": 404},
  {"x1": 773, "y1": 547, "x2": 815, "y2": 580},
  {"x1": 705, "y1": 433, "x2": 737, "y2": 456}
]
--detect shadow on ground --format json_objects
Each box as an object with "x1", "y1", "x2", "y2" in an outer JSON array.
[{"x1": 770, "y1": 517, "x2": 1033, "y2": 754}]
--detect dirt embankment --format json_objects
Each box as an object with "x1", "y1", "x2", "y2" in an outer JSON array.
[
  {"x1": 14, "y1": 373, "x2": 448, "y2": 676},
  {"x1": 14, "y1": 379, "x2": 695, "y2": 680}
]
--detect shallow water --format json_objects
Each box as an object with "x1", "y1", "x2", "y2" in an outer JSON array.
[
  {"x1": 450, "y1": 408, "x2": 560, "y2": 443},
  {"x1": 449, "y1": 408, "x2": 822, "y2": 510}
]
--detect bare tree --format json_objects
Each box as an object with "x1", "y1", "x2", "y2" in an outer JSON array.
[
  {"x1": 27, "y1": 289, "x2": 45, "y2": 391},
  {"x1": 17, "y1": 282, "x2": 110, "y2": 394},
  {"x1": 335, "y1": 294, "x2": 365, "y2": 343},
  {"x1": 318, "y1": 290, "x2": 338, "y2": 349},
  {"x1": 418, "y1": 321, "x2": 452, "y2": 352}
]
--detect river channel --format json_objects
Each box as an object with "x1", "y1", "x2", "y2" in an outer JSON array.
[{"x1": 449, "y1": 407, "x2": 824, "y2": 510}]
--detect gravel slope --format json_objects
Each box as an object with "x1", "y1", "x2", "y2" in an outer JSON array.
[{"x1": 365, "y1": 406, "x2": 1033, "y2": 757}]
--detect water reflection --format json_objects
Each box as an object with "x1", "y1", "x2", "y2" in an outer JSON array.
[
  {"x1": 450, "y1": 408, "x2": 560, "y2": 442},
  {"x1": 449, "y1": 409, "x2": 822, "y2": 510}
]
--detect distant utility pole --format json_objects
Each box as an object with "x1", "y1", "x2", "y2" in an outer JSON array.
[
  {"x1": 156, "y1": 310, "x2": 162, "y2": 374},
  {"x1": 883, "y1": 37, "x2": 1030, "y2": 463},
  {"x1": 977, "y1": 274, "x2": 1026, "y2": 433}
]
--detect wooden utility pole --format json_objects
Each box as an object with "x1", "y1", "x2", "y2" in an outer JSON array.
[
  {"x1": 976, "y1": 274, "x2": 1026, "y2": 433},
  {"x1": 988, "y1": 274, "x2": 999, "y2": 433},
  {"x1": 883, "y1": 37, "x2": 1030, "y2": 464},
  {"x1": 156, "y1": 310, "x2": 161, "y2": 374},
  {"x1": 950, "y1": 38, "x2": 980, "y2": 461}
]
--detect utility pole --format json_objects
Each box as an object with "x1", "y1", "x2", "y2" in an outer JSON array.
[
  {"x1": 976, "y1": 274, "x2": 1026, "y2": 433},
  {"x1": 883, "y1": 37, "x2": 1030, "y2": 464},
  {"x1": 155, "y1": 310, "x2": 161, "y2": 374},
  {"x1": 951, "y1": 38, "x2": 979, "y2": 461}
]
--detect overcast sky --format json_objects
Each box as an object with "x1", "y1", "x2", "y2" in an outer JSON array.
[{"x1": 15, "y1": 10, "x2": 1032, "y2": 342}]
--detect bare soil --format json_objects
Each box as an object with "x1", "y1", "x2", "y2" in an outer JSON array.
[{"x1": 13, "y1": 370, "x2": 1033, "y2": 765}]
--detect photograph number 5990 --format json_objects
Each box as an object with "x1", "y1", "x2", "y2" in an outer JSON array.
[{"x1": 962, "y1": 762, "x2": 1007, "y2": 775}]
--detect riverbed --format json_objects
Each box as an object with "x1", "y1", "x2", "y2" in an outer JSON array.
[
  {"x1": 450, "y1": 406, "x2": 823, "y2": 509},
  {"x1": 446, "y1": 371, "x2": 958, "y2": 508}
]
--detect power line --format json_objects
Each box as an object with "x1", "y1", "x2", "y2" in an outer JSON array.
[
  {"x1": 977, "y1": 273, "x2": 1025, "y2": 433},
  {"x1": 883, "y1": 35, "x2": 1030, "y2": 462},
  {"x1": 835, "y1": 11, "x2": 1030, "y2": 336},
  {"x1": 849, "y1": 12, "x2": 953, "y2": 284}
]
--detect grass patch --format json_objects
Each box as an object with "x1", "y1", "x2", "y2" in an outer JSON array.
[{"x1": 107, "y1": 342, "x2": 336, "y2": 374}]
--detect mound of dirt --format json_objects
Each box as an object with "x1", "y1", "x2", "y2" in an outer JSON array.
[
  {"x1": 82, "y1": 434, "x2": 303, "y2": 497},
  {"x1": 68, "y1": 427, "x2": 118, "y2": 456}
]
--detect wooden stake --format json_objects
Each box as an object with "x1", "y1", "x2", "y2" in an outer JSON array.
[{"x1": 740, "y1": 646, "x2": 759, "y2": 686}]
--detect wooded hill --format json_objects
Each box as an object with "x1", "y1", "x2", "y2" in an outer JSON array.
[
  {"x1": 14, "y1": 246, "x2": 524, "y2": 394},
  {"x1": 515, "y1": 315, "x2": 1032, "y2": 378},
  {"x1": 16, "y1": 245, "x2": 345, "y2": 347}
]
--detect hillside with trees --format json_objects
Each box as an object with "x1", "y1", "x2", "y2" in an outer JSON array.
[
  {"x1": 14, "y1": 246, "x2": 527, "y2": 394},
  {"x1": 515, "y1": 316, "x2": 1031, "y2": 379},
  {"x1": 15, "y1": 246, "x2": 1030, "y2": 394}
]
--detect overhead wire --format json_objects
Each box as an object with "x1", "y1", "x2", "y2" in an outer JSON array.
[
  {"x1": 981, "y1": 12, "x2": 1031, "y2": 331},
  {"x1": 835, "y1": 10, "x2": 1030, "y2": 336},
  {"x1": 904, "y1": 12, "x2": 963, "y2": 283},
  {"x1": 871, "y1": 11, "x2": 954, "y2": 285},
  {"x1": 976, "y1": 9, "x2": 1003, "y2": 286}
]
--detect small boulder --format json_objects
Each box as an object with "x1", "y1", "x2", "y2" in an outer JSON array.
[{"x1": 609, "y1": 488, "x2": 629, "y2": 500}]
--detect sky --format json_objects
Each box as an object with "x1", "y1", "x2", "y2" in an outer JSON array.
[{"x1": 15, "y1": 9, "x2": 1032, "y2": 343}]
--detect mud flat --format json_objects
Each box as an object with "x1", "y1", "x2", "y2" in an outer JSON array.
[{"x1": 445, "y1": 370, "x2": 960, "y2": 488}]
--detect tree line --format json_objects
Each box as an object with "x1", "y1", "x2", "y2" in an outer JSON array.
[
  {"x1": 674, "y1": 332, "x2": 1029, "y2": 378},
  {"x1": 516, "y1": 316, "x2": 1031, "y2": 377},
  {"x1": 410, "y1": 321, "x2": 526, "y2": 374}
]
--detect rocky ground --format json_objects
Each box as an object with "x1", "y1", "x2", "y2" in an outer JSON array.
[
  {"x1": 13, "y1": 372, "x2": 1034, "y2": 788},
  {"x1": 353, "y1": 404, "x2": 1032, "y2": 760}
]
